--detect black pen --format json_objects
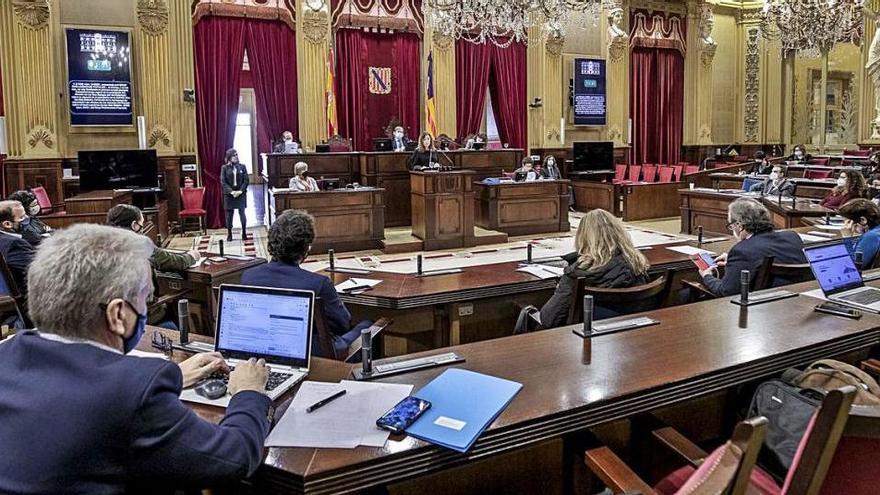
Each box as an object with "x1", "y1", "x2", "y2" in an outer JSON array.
[
  {"x1": 342, "y1": 284, "x2": 372, "y2": 293},
  {"x1": 306, "y1": 390, "x2": 346, "y2": 413}
]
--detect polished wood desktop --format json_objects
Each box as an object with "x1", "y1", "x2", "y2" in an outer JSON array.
[
  {"x1": 156, "y1": 280, "x2": 880, "y2": 495},
  {"x1": 473, "y1": 180, "x2": 570, "y2": 236},
  {"x1": 269, "y1": 187, "x2": 385, "y2": 254},
  {"x1": 679, "y1": 189, "x2": 832, "y2": 235},
  {"x1": 410, "y1": 170, "x2": 477, "y2": 251},
  {"x1": 571, "y1": 181, "x2": 683, "y2": 221}
]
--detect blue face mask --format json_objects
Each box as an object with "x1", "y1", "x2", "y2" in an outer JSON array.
[{"x1": 121, "y1": 300, "x2": 147, "y2": 354}]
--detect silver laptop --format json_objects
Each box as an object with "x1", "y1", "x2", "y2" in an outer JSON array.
[
  {"x1": 180, "y1": 284, "x2": 314, "y2": 407},
  {"x1": 804, "y1": 243, "x2": 880, "y2": 312}
]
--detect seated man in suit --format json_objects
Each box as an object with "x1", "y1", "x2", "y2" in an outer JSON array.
[
  {"x1": 699, "y1": 198, "x2": 806, "y2": 296},
  {"x1": 0, "y1": 200, "x2": 36, "y2": 295},
  {"x1": 0, "y1": 224, "x2": 271, "y2": 493},
  {"x1": 275, "y1": 131, "x2": 303, "y2": 154},
  {"x1": 241, "y1": 210, "x2": 372, "y2": 358},
  {"x1": 107, "y1": 204, "x2": 201, "y2": 327},
  {"x1": 392, "y1": 126, "x2": 408, "y2": 152},
  {"x1": 749, "y1": 164, "x2": 795, "y2": 197}
]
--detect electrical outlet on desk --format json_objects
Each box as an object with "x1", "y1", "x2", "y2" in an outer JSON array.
[{"x1": 458, "y1": 303, "x2": 474, "y2": 317}]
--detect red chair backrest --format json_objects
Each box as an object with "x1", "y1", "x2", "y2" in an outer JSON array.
[
  {"x1": 180, "y1": 187, "x2": 205, "y2": 211},
  {"x1": 810, "y1": 158, "x2": 830, "y2": 166},
  {"x1": 628, "y1": 165, "x2": 642, "y2": 182},
  {"x1": 642, "y1": 165, "x2": 658, "y2": 183},
  {"x1": 614, "y1": 164, "x2": 627, "y2": 182},
  {"x1": 672, "y1": 165, "x2": 684, "y2": 181},
  {"x1": 658, "y1": 167, "x2": 674, "y2": 183},
  {"x1": 805, "y1": 169, "x2": 832, "y2": 180},
  {"x1": 844, "y1": 149, "x2": 870, "y2": 157},
  {"x1": 684, "y1": 165, "x2": 700, "y2": 176},
  {"x1": 32, "y1": 186, "x2": 52, "y2": 210}
]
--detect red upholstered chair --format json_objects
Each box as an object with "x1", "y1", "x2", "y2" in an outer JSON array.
[
  {"x1": 628, "y1": 165, "x2": 642, "y2": 183},
  {"x1": 32, "y1": 186, "x2": 55, "y2": 214},
  {"x1": 672, "y1": 165, "x2": 684, "y2": 181},
  {"x1": 804, "y1": 169, "x2": 832, "y2": 180},
  {"x1": 684, "y1": 165, "x2": 700, "y2": 176},
  {"x1": 810, "y1": 158, "x2": 830, "y2": 166},
  {"x1": 613, "y1": 164, "x2": 628, "y2": 183},
  {"x1": 658, "y1": 166, "x2": 675, "y2": 183},
  {"x1": 327, "y1": 135, "x2": 352, "y2": 152},
  {"x1": 179, "y1": 187, "x2": 207, "y2": 235},
  {"x1": 844, "y1": 149, "x2": 870, "y2": 157},
  {"x1": 488, "y1": 141, "x2": 503, "y2": 150},
  {"x1": 586, "y1": 416, "x2": 768, "y2": 495},
  {"x1": 642, "y1": 165, "x2": 658, "y2": 183}
]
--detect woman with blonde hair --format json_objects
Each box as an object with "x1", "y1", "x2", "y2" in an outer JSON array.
[
  {"x1": 539, "y1": 209, "x2": 650, "y2": 328},
  {"x1": 289, "y1": 162, "x2": 319, "y2": 192}
]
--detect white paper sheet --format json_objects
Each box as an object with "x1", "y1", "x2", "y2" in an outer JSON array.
[
  {"x1": 816, "y1": 224, "x2": 845, "y2": 231},
  {"x1": 665, "y1": 246, "x2": 716, "y2": 256},
  {"x1": 807, "y1": 231, "x2": 838, "y2": 238},
  {"x1": 516, "y1": 264, "x2": 565, "y2": 280},
  {"x1": 799, "y1": 233, "x2": 831, "y2": 243},
  {"x1": 265, "y1": 380, "x2": 413, "y2": 449},
  {"x1": 334, "y1": 278, "x2": 382, "y2": 293},
  {"x1": 127, "y1": 349, "x2": 168, "y2": 359}
]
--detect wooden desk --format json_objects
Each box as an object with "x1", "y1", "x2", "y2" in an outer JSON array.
[
  {"x1": 262, "y1": 152, "x2": 360, "y2": 188},
  {"x1": 710, "y1": 173, "x2": 836, "y2": 200},
  {"x1": 40, "y1": 190, "x2": 169, "y2": 245},
  {"x1": 473, "y1": 180, "x2": 570, "y2": 236},
  {"x1": 161, "y1": 286, "x2": 880, "y2": 495},
  {"x1": 269, "y1": 188, "x2": 385, "y2": 254},
  {"x1": 571, "y1": 181, "x2": 684, "y2": 221},
  {"x1": 411, "y1": 170, "x2": 476, "y2": 250},
  {"x1": 679, "y1": 189, "x2": 832, "y2": 235},
  {"x1": 155, "y1": 255, "x2": 266, "y2": 334}
]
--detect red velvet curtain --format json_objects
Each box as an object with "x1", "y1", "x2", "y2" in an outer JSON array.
[
  {"x1": 455, "y1": 41, "x2": 492, "y2": 142},
  {"x1": 488, "y1": 42, "x2": 526, "y2": 149},
  {"x1": 335, "y1": 29, "x2": 421, "y2": 151},
  {"x1": 194, "y1": 16, "x2": 246, "y2": 227},
  {"x1": 246, "y1": 20, "x2": 299, "y2": 145},
  {"x1": 630, "y1": 47, "x2": 684, "y2": 166}
]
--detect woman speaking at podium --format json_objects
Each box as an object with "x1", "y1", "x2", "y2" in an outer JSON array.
[{"x1": 408, "y1": 132, "x2": 439, "y2": 170}]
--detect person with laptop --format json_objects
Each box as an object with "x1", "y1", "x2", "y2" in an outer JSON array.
[
  {"x1": 240, "y1": 209, "x2": 373, "y2": 358},
  {"x1": 0, "y1": 224, "x2": 272, "y2": 493},
  {"x1": 839, "y1": 198, "x2": 880, "y2": 269},
  {"x1": 748, "y1": 164, "x2": 795, "y2": 197},
  {"x1": 698, "y1": 198, "x2": 806, "y2": 296}
]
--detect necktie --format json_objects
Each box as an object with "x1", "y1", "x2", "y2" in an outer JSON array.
[{"x1": 233, "y1": 166, "x2": 238, "y2": 187}]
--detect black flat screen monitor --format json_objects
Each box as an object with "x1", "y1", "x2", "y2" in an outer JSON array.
[
  {"x1": 572, "y1": 141, "x2": 614, "y2": 172},
  {"x1": 78, "y1": 149, "x2": 159, "y2": 191},
  {"x1": 373, "y1": 138, "x2": 392, "y2": 152}
]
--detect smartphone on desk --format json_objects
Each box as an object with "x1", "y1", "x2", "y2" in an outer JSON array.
[
  {"x1": 376, "y1": 396, "x2": 432, "y2": 433},
  {"x1": 689, "y1": 253, "x2": 716, "y2": 271},
  {"x1": 814, "y1": 302, "x2": 862, "y2": 319}
]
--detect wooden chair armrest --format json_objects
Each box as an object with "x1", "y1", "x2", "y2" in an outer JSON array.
[
  {"x1": 681, "y1": 279, "x2": 716, "y2": 299},
  {"x1": 343, "y1": 317, "x2": 392, "y2": 363},
  {"x1": 584, "y1": 447, "x2": 655, "y2": 495},
  {"x1": 652, "y1": 426, "x2": 709, "y2": 468},
  {"x1": 861, "y1": 359, "x2": 880, "y2": 378}
]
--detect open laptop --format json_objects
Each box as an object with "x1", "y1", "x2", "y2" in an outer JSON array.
[
  {"x1": 180, "y1": 284, "x2": 315, "y2": 407},
  {"x1": 804, "y1": 242, "x2": 880, "y2": 312}
]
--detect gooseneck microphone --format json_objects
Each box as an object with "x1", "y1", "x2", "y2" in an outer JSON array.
[
  {"x1": 527, "y1": 243, "x2": 533, "y2": 264},
  {"x1": 697, "y1": 226, "x2": 704, "y2": 246},
  {"x1": 328, "y1": 249, "x2": 335, "y2": 272},
  {"x1": 740, "y1": 270, "x2": 750, "y2": 305},
  {"x1": 361, "y1": 328, "x2": 373, "y2": 376},
  {"x1": 583, "y1": 295, "x2": 593, "y2": 336},
  {"x1": 218, "y1": 240, "x2": 225, "y2": 258},
  {"x1": 178, "y1": 299, "x2": 190, "y2": 344},
  {"x1": 417, "y1": 254, "x2": 423, "y2": 276}
]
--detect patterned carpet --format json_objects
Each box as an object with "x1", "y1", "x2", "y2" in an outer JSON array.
[{"x1": 167, "y1": 228, "x2": 266, "y2": 258}]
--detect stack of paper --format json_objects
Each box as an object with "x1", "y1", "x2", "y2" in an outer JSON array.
[
  {"x1": 265, "y1": 380, "x2": 412, "y2": 448},
  {"x1": 799, "y1": 233, "x2": 831, "y2": 243},
  {"x1": 334, "y1": 278, "x2": 382, "y2": 293},
  {"x1": 516, "y1": 264, "x2": 564, "y2": 280}
]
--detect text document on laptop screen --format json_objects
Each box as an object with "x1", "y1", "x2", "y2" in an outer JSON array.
[
  {"x1": 218, "y1": 290, "x2": 311, "y2": 360},
  {"x1": 806, "y1": 243, "x2": 862, "y2": 293}
]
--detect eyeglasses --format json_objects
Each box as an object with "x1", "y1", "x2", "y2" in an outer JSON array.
[{"x1": 727, "y1": 221, "x2": 737, "y2": 231}]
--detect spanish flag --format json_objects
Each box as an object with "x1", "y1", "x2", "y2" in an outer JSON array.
[
  {"x1": 326, "y1": 47, "x2": 339, "y2": 137},
  {"x1": 425, "y1": 50, "x2": 438, "y2": 138}
]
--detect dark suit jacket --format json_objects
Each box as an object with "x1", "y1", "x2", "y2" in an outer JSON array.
[
  {"x1": 220, "y1": 163, "x2": 249, "y2": 210},
  {"x1": 241, "y1": 261, "x2": 352, "y2": 340},
  {"x1": 409, "y1": 150, "x2": 436, "y2": 170},
  {"x1": 702, "y1": 230, "x2": 806, "y2": 296},
  {"x1": 749, "y1": 178, "x2": 795, "y2": 197},
  {"x1": 0, "y1": 331, "x2": 272, "y2": 494},
  {"x1": 0, "y1": 231, "x2": 35, "y2": 295}
]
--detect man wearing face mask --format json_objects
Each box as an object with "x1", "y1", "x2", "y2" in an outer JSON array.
[
  {"x1": 697, "y1": 198, "x2": 806, "y2": 296},
  {"x1": 0, "y1": 200, "x2": 36, "y2": 295},
  {"x1": 7, "y1": 190, "x2": 52, "y2": 247},
  {"x1": 0, "y1": 224, "x2": 273, "y2": 493},
  {"x1": 392, "y1": 126, "x2": 408, "y2": 152},
  {"x1": 839, "y1": 199, "x2": 880, "y2": 269},
  {"x1": 749, "y1": 164, "x2": 795, "y2": 197},
  {"x1": 276, "y1": 131, "x2": 302, "y2": 154},
  {"x1": 786, "y1": 144, "x2": 812, "y2": 164}
]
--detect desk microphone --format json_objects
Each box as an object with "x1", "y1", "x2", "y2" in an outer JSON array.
[
  {"x1": 218, "y1": 240, "x2": 225, "y2": 258},
  {"x1": 697, "y1": 226, "x2": 704, "y2": 246},
  {"x1": 527, "y1": 243, "x2": 533, "y2": 264},
  {"x1": 178, "y1": 299, "x2": 190, "y2": 344},
  {"x1": 825, "y1": 212, "x2": 831, "y2": 225},
  {"x1": 740, "y1": 270, "x2": 750, "y2": 305},
  {"x1": 583, "y1": 295, "x2": 593, "y2": 336},
  {"x1": 328, "y1": 249, "x2": 335, "y2": 272},
  {"x1": 417, "y1": 254, "x2": 423, "y2": 276},
  {"x1": 361, "y1": 328, "x2": 373, "y2": 376}
]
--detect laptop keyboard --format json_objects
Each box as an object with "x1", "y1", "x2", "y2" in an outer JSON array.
[
  {"x1": 839, "y1": 290, "x2": 880, "y2": 305},
  {"x1": 210, "y1": 367, "x2": 294, "y2": 392}
]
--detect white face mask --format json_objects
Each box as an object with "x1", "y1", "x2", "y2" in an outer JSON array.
[
  {"x1": 794, "y1": 150, "x2": 803, "y2": 158},
  {"x1": 837, "y1": 177, "x2": 847, "y2": 187},
  {"x1": 547, "y1": 160, "x2": 554, "y2": 166},
  {"x1": 284, "y1": 136, "x2": 292, "y2": 143},
  {"x1": 28, "y1": 202, "x2": 40, "y2": 216},
  {"x1": 769, "y1": 172, "x2": 779, "y2": 181},
  {"x1": 394, "y1": 131, "x2": 404, "y2": 138}
]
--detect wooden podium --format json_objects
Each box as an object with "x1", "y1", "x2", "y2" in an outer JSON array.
[{"x1": 410, "y1": 170, "x2": 476, "y2": 250}]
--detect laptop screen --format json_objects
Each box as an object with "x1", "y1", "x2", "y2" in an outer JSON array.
[
  {"x1": 804, "y1": 242, "x2": 864, "y2": 295},
  {"x1": 215, "y1": 285, "x2": 314, "y2": 368}
]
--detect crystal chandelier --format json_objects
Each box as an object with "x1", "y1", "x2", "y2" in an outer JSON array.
[
  {"x1": 758, "y1": 0, "x2": 863, "y2": 57},
  {"x1": 425, "y1": 0, "x2": 603, "y2": 47}
]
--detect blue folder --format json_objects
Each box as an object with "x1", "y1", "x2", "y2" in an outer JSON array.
[{"x1": 405, "y1": 368, "x2": 522, "y2": 453}]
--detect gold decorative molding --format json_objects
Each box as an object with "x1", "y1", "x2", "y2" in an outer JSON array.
[
  {"x1": 148, "y1": 125, "x2": 173, "y2": 149},
  {"x1": 26, "y1": 125, "x2": 55, "y2": 150},
  {"x1": 698, "y1": 123, "x2": 712, "y2": 143},
  {"x1": 546, "y1": 35, "x2": 564, "y2": 57},
  {"x1": 302, "y1": 9, "x2": 329, "y2": 44},
  {"x1": 607, "y1": 124, "x2": 623, "y2": 143},
  {"x1": 12, "y1": 0, "x2": 49, "y2": 30},
  {"x1": 137, "y1": 0, "x2": 169, "y2": 36},
  {"x1": 744, "y1": 26, "x2": 760, "y2": 142},
  {"x1": 433, "y1": 30, "x2": 454, "y2": 51},
  {"x1": 546, "y1": 127, "x2": 561, "y2": 142}
]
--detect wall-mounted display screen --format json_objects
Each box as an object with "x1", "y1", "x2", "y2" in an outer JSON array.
[
  {"x1": 65, "y1": 28, "x2": 132, "y2": 126},
  {"x1": 573, "y1": 58, "x2": 607, "y2": 126}
]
